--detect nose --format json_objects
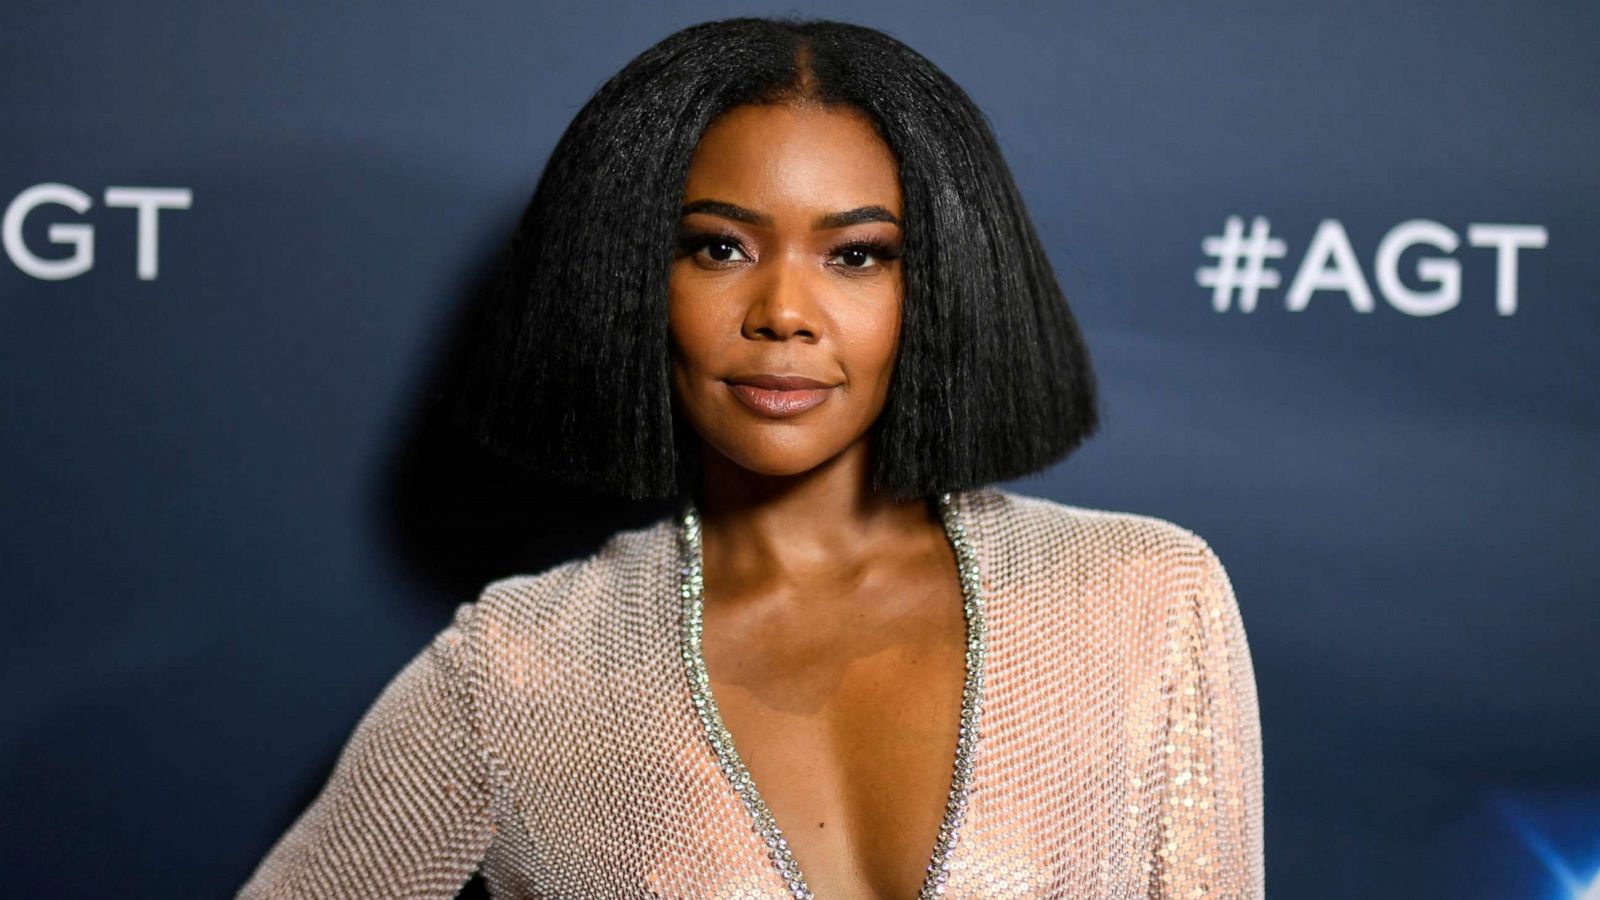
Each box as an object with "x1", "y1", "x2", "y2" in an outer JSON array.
[{"x1": 740, "y1": 254, "x2": 820, "y2": 342}]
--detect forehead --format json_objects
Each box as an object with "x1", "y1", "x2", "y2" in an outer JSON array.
[{"x1": 682, "y1": 103, "x2": 902, "y2": 215}]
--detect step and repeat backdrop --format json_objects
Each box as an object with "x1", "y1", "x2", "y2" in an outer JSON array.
[{"x1": 3, "y1": 2, "x2": 1595, "y2": 897}]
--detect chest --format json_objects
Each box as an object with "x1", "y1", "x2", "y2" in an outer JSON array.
[
  {"x1": 698, "y1": 566, "x2": 970, "y2": 900},
  {"x1": 473, "y1": 553, "x2": 1161, "y2": 898}
]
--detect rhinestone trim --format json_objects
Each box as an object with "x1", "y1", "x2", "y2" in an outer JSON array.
[{"x1": 678, "y1": 491, "x2": 988, "y2": 899}]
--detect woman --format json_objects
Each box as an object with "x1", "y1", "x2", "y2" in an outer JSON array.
[{"x1": 240, "y1": 16, "x2": 1262, "y2": 900}]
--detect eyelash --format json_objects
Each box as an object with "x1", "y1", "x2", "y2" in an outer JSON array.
[{"x1": 675, "y1": 229, "x2": 901, "y2": 272}]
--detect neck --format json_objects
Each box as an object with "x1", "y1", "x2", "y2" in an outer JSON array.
[{"x1": 690, "y1": 438, "x2": 939, "y2": 580}]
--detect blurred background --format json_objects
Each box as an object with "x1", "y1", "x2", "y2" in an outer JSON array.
[{"x1": 2, "y1": 1, "x2": 1596, "y2": 897}]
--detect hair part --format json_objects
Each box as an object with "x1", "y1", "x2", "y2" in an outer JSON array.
[{"x1": 449, "y1": 16, "x2": 1100, "y2": 500}]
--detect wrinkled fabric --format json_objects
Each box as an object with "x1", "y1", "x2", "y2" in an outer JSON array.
[{"x1": 239, "y1": 487, "x2": 1264, "y2": 898}]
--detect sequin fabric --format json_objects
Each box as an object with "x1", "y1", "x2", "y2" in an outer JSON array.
[
  {"x1": 677, "y1": 493, "x2": 987, "y2": 900},
  {"x1": 238, "y1": 487, "x2": 1264, "y2": 898}
]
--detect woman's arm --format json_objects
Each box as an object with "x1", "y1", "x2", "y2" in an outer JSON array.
[
  {"x1": 237, "y1": 605, "x2": 495, "y2": 899},
  {"x1": 1150, "y1": 542, "x2": 1265, "y2": 899}
]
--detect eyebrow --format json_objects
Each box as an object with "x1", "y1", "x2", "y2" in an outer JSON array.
[{"x1": 680, "y1": 198, "x2": 901, "y2": 230}]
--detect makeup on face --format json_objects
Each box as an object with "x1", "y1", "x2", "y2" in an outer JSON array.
[
  {"x1": 675, "y1": 199, "x2": 903, "y2": 276},
  {"x1": 666, "y1": 102, "x2": 905, "y2": 477},
  {"x1": 723, "y1": 373, "x2": 839, "y2": 418}
]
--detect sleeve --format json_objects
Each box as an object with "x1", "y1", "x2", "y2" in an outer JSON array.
[
  {"x1": 1148, "y1": 541, "x2": 1265, "y2": 899},
  {"x1": 237, "y1": 605, "x2": 495, "y2": 899}
]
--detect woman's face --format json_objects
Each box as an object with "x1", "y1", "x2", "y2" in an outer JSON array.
[{"x1": 668, "y1": 102, "x2": 905, "y2": 481}]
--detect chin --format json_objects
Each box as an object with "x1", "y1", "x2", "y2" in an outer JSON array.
[{"x1": 713, "y1": 438, "x2": 844, "y2": 480}]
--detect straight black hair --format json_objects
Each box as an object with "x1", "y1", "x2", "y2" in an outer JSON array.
[{"x1": 449, "y1": 16, "x2": 1100, "y2": 500}]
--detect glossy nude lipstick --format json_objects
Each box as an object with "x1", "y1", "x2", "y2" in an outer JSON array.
[{"x1": 725, "y1": 374, "x2": 837, "y2": 418}]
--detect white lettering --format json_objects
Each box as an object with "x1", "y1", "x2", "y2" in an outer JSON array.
[
  {"x1": 103, "y1": 187, "x2": 193, "y2": 281},
  {"x1": 1285, "y1": 219, "x2": 1376, "y2": 313},
  {"x1": 1466, "y1": 224, "x2": 1548, "y2": 316},
  {"x1": 3, "y1": 183, "x2": 95, "y2": 280},
  {"x1": 1375, "y1": 219, "x2": 1460, "y2": 317}
]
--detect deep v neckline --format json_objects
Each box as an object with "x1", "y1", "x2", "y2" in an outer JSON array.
[{"x1": 676, "y1": 491, "x2": 988, "y2": 900}]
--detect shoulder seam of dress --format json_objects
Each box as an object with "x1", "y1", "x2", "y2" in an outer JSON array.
[
  {"x1": 472, "y1": 513, "x2": 678, "y2": 601},
  {"x1": 448, "y1": 513, "x2": 681, "y2": 866},
  {"x1": 478, "y1": 556, "x2": 585, "y2": 601},
  {"x1": 990, "y1": 486, "x2": 1221, "y2": 557},
  {"x1": 429, "y1": 601, "x2": 499, "y2": 850}
]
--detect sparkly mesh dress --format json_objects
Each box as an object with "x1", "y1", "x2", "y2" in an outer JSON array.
[{"x1": 238, "y1": 487, "x2": 1264, "y2": 898}]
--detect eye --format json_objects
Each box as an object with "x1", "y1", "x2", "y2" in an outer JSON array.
[
  {"x1": 677, "y1": 230, "x2": 752, "y2": 267},
  {"x1": 828, "y1": 240, "x2": 901, "y2": 272},
  {"x1": 700, "y1": 238, "x2": 750, "y2": 264}
]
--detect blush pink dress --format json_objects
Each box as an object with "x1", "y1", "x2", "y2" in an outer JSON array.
[{"x1": 238, "y1": 487, "x2": 1264, "y2": 898}]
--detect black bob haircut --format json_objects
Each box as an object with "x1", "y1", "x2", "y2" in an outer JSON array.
[{"x1": 450, "y1": 16, "x2": 1100, "y2": 501}]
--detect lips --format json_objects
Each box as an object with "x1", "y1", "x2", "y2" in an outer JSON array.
[
  {"x1": 728, "y1": 374, "x2": 832, "y2": 391},
  {"x1": 725, "y1": 374, "x2": 838, "y2": 418}
]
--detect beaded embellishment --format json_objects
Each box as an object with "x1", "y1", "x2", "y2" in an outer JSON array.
[{"x1": 678, "y1": 491, "x2": 988, "y2": 899}]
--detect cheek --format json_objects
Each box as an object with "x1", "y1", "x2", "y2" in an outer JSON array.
[
  {"x1": 666, "y1": 282, "x2": 717, "y2": 376},
  {"x1": 666, "y1": 278, "x2": 741, "y2": 429},
  {"x1": 839, "y1": 284, "x2": 904, "y2": 392}
]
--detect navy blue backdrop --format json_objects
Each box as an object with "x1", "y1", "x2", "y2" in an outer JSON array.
[{"x1": 3, "y1": 2, "x2": 1596, "y2": 897}]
